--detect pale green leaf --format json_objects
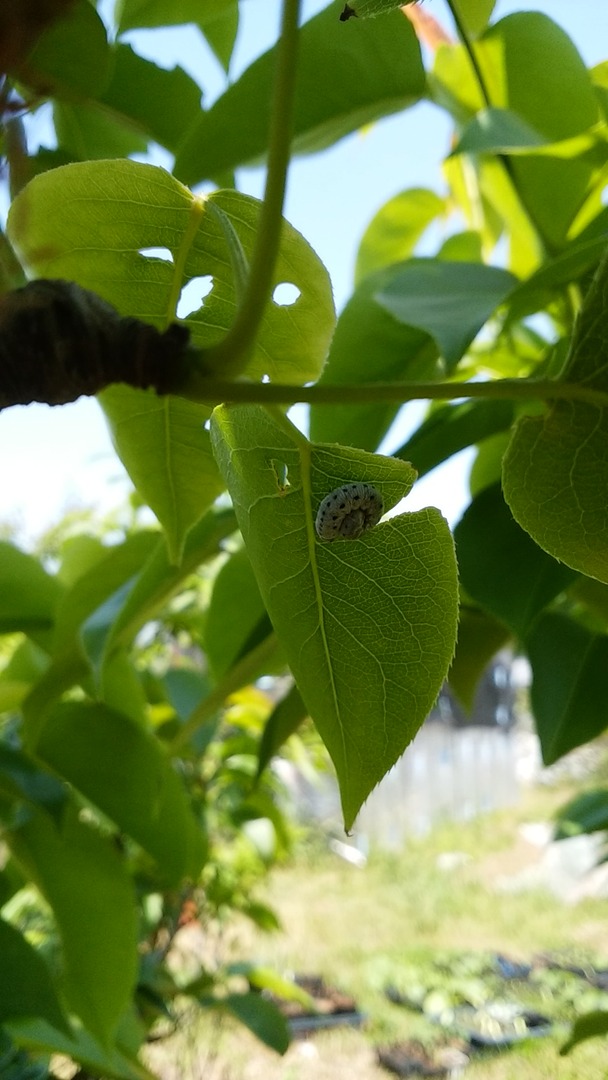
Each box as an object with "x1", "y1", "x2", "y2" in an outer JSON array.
[
  {"x1": 53, "y1": 101, "x2": 148, "y2": 161},
  {"x1": 376, "y1": 259, "x2": 517, "y2": 369},
  {"x1": 355, "y1": 188, "x2": 445, "y2": 285},
  {"x1": 8, "y1": 160, "x2": 334, "y2": 385},
  {"x1": 100, "y1": 386, "x2": 224, "y2": 564},
  {"x1": 174, "y1": 5, "x2": 425, "y2": 184},
  {"x1": 392, "y1": 400, "x2": 514, "y2": 478},
  {"x1": 36, "y1": 701, "x2": 206, "y2": 884},
  {"x1": 210, "y1": 406, "x2": 458, "y2": 829},
  {"x1": 452, "y1": 0, "x2": 496, "y2": 36},
  {"x1": 8, "y1": 807, "x2": 138, "y2": 1046},
  {"x1": 0, "y1": 918, "x2": 68, "y2": 1033}
]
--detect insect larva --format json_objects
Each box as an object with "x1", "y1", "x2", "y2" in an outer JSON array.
[{"x1": 315, "y1": 482, "x2": 383, "y2": 541}]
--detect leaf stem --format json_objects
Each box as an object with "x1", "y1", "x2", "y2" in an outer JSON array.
[
  {"x1": 179, "y1": 371, "x2": 608, "y2": 412},
  {"x1": 200, "y1": 0, "x2": 302, "y2": 377}
]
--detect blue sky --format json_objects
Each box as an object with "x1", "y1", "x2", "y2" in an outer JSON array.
[{"x1": 1, "y1": 1, "x2": 604, "y2": 543}]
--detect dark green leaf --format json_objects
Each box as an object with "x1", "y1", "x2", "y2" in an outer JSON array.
[
  {"x1": 174, "y1": 5, "x2": 425, "y2": 184},
  {"x1": 115, "y1": 0, "x2": 238, "y2": 70},
  {"x1": 554, "y1": 789, "x2": 608, "y2": 840},
  {"x1": 257, "y1": 685, "x2": 308, "y2": 779},
  {"x1": 455, "y1": 483, "x2": 577, "y2": 637},
  {"x1": 205, "y1": 549, "x2": 268, "y2": 680},
  {"x1": 8, "y1": 807, "x2": 138, "y2": 1046},
  {"x1": 36, "y1": 701, "x2": 206, "y2": 884},
  {"x1": 222, "y1": 992, "x2": 290, "y2": 1054},
  {"x1": 560, "y1": 1010, "x2": 608, "y2": 1055},
  {"x1": 211, "y1": 405, "x2": 459, "y2": 829},
  {"x1": 0, "y1": 918, "x2": 68, "y2": 1032},
  {"x1": 53, "y1": 101, "x2": 148, "y2": 160},
  {"x1": 503, "y1": 250, "x2": 608, "y2": 583},
  {"x1": 99, "y1": 44, "x2": 203, "y2": 153},
  {"x1": 6, "y1": 1017, "x2": 154, "y2": 1080},
  {"x1": 18, "y1": 0, "x2": 109, "y2": 98},
  {"x1": 0, "y1": 543, "x2": 61, "y2": 635},
  {"x1": 394, "y1": 400, "x2": 514, "y2": 478},
  {"x1": 0, "y1": 744, "x2": 65, "y2": 821},
  {"x1": 309, "y1": 266, "x2": 439, "y2": 452},
  {"x1": 376, "y1": 259, "x2": 517, "y2": 369},
  {"x1": 448, "y1": 607, "x2": 511, "y2": 712},
  {"x1": 527, "y1": 612, "x2": 608, "y2": 765}
]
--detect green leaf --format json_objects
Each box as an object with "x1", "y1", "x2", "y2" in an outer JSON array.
[
  {"x1": 210, "y1": 405, "x2": 459, "y2": 829},
  {"x1": 340, "y1": 1, "x2": 417, "y2": 20},
  {"x1": 35, "y1": 701, "x2": 206, "y2": 884},
  {"x1": 526, "y1": 612, "x2": 608, "y2": 765},
  {"x1": 8, "y1": 159, "x2": 334, "y2": 386},
  {"x1": 0, "y1": 744, "x2": 65, "y2": 821},
  {"x1": 452, "y1": 107, "x2": 547, "y2": 155},
  {"x1": 204, "y1": 549, "x2": 269, "y2": 680},
  {"x1": 17, "y1": 0, "x2": 110, "y2": 99},
  {"x1": 393, "y1": 400, "x2": 514, "y2": 478},
  {"x1": 100, "y1": 387, "x2": 224, "y2": 565},
  {"x1": 355, "y1": 188, "x2": 445, "y2": 285},
  {"x1": 87, "y1": 505, "x2": 238, "y2": 663},
  {"x1": 115, "y1": 0, "x2": 238, "y2": 71},
  {"x1": 8, "y1": 807, "x2": 138, "y2": 1046},
  {"x1": 257, "y1": 684, "x2": 308, "y2": 779},
  {"x1": 452, "y1": 0, "x2": 496, "y2": 36},
  {"x1": 503, "y1": 249, "x2": 608, "y2": 583},
  {"x1": 0, "y1": 918, "x2": 68, "y2": 1032},
  {"x1": 433, "y1": 13, "x2": 602, "y2": 249},
  {"x1": 376, "y1": 259, "x2": 517, "y2": 369},
  {"x1": 448, "y1": 607, "x2": 511, "y2": 712},
  {"x1": 554, "y1": 789, "x2": 608, "y2": 840},
  {"x1": 7, "y1": 1018, "x2": 154, "y2": 1080},
  {"x1": 560, "y1": 1010, "x2": 608, "y2": 1055},
  {"x1": 220, "y1": 992, "x2": 290, "y2": 1054},
  {"x1": 174, "y1": 5, "x2": 425, "y2": 185},
  {"x1": 309, "y1": 266, "x2": 439, "y2": 452},
  {"x1": 99, "y1": 44, "x2": 203, "y2": 154},
  {"x1": 454, "y1": 483, "x2": 577, "y2": 638},
  {"x1": 0, "y1": 543, "x2": 61, "y2": 636},
  {"x1": 53, "y1": 101, "x2": 148, "y2": 161}
]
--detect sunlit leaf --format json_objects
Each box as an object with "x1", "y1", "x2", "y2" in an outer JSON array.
[
  {"x1": 174, "y1": 5, "x2": 425, "y2": 184},
  {"x1": 355, "y1": 188, "x2": 445, "y2": 285},
  {"x1": 211, "y1": 405, "x2": 458, "y2": 829}
]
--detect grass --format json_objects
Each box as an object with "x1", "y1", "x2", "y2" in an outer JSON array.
[{"x1": 146, "y1": 780, "x2": 608, "y2": 1079}]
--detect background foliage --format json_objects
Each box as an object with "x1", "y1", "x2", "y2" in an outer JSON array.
[{"x1": 1, "y1": 0, "x2": 607, "y2": 1075}]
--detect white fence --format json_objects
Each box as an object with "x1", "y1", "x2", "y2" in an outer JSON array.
[{"x1": 355, "y1": 721, "x2": 518, "y2": 851}]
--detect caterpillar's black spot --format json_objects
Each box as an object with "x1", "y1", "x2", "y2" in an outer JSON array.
[{"x1": 315, "y1": 482, "x2": 383, "y2": 541}]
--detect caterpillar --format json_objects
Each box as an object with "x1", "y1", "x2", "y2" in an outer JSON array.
[{"x1": 315, "y1": 482, "x2": 383, "y2": 541}]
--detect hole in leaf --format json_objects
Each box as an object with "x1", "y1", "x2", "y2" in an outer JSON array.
[
  {"x1": 177, "y1": 275, "x2": 213, "y2": 318},
  {"x1": 273, "y1": 282, "x2": 300, "y2": 306},
  {"x1": 138, "y1": 247, "x2": 173, "y2": 262},
  {"x1": 203, "y1": 419, "x2": 211, "y2": 430},
  {"x1": 270, "y1": 459, "x2": 291, "y2": 494}
]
